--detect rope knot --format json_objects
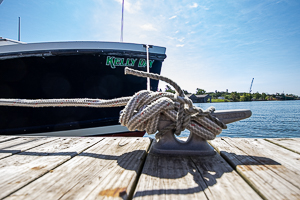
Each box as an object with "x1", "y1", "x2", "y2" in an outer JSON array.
[
  {"x1": 119, "y1": 90, "x2": 176, "y2": 135},
  {"x1": 123, "y1": 67, "x2": 227, "y2": 140}
]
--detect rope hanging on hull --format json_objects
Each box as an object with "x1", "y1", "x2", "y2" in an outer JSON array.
[{"x1": 0, "y1": 67, "x2": 227, "y2": 140}]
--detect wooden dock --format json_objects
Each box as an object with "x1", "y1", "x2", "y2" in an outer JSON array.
[{"x1": 0, "y1": 136, "x2": 299, "y2": 200}]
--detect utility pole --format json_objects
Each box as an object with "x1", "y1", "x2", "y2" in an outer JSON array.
[
  {"x1": 120, "y1": 0, "x2": 124, "y2": 42},
  {"x1": 18, "y1": 17, "x2": 21, "y2": 41}
]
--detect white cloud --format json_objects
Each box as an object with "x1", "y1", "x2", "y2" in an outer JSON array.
[
  {"x1": 140, "y1": 23, "x2": 157, "y2": 31},
  {"x1": 188, "y1": 3, "x2": 209, "y2": 10},
  {"x1": 176, "y1": 44, "x2": 185, "y2": 47},
  {"x1": 178, "y1": 37, "x2": 185, "y2": 42},
  {"x1": 169, "y1": 15, "x2": 177, "y2": 20},
  {"x1": 190, "y1": 3, "x2": 198, "y2": 8},
  {"x1": 166, "y1": 36, "x2": 176, "y2": 40},
  {"x1": 199, "y1": 5, "x2": 209, "y2": 10}
]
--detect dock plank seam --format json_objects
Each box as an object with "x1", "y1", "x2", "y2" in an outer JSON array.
[
  {"x1": 0, "y1": 137, "x2": 58, "y2": 160},
  {"x1": 208, "y1": 139, "x2": 237, "y2": 169},
  {"x1": 128, "y1": 138, "x2": 153, "y2": 200},
  {"x1": 264, "y1": 139, "x2": 300, "y2": 155},
  {"x1": 218, "y1": 138, "x2": 300, "y2": 199},
  {"x1": 209, "y1": 139, "x2": 267, "y2": 200},
  {"x1": 0, "y1": 137, "x2": 20, "y2": 144},
  {"x1": 189, "y1": 157, "x2": 210, "y2": 200},
  {"x1": 103, "y1": 138, "x2": 151, "y2": 200},
  {"x1": 210, "y1": 138, "x2": 300, "y2": 199},
  {"x1": 2, "y1": 137, "x2": 105, "y2": 200}
]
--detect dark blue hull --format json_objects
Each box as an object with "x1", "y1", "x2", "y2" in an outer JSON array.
[{"x1": 0, "y1": 43, "x2": 166, "y2": 135}]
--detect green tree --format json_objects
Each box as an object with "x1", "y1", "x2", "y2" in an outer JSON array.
[
  {"x1": 230, "y1": 92, "x2": 240, "y2": 102},
  {"x1": 165, "y1": 85, "x2": 175, "y2": 94},
  {"x1": 196, "y1": 88, "x2": 206, "y2": 95},
  {"x1": 254, "y1": 92, "x2": 261, "y2": 100},
  {"x1": 261, "y1": 93, "x2": 266, "y2": 100},
  {"x1": 240, "y1": 93, "x2": 251, "y2": 101}
]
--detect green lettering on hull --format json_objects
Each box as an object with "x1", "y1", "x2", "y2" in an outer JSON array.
[{"x1": 106, "y1": 56, "x2": 154, "y2": 69}]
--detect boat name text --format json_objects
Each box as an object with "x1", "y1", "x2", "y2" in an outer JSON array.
[{"x1": 106, "y1": 56, "x2": 154, "y2": 69}]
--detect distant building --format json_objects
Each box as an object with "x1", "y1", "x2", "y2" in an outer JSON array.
[
  {"x1": 187, "y1": 94, "x2": 212, "y2": 103},
  {"x1": 218, "y1": 97, "x2": 225, "y2": 100}
]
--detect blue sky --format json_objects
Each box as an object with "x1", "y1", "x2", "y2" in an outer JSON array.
[{"x1": 1, "y1": 0, "x2": 300, "y2": 95}]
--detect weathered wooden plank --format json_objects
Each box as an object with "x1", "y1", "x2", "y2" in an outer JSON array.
[
  {"x1": 210, "y1": 138, "x2": 300, "y2": 200},
  {"x1": 134, "y1": 154, "x2": 208, "y2": 200},
  {"x1": 224, "y1": 138, "x2": 300, "y2": 182},
  {"x1": 266, "y1": 138, "x2": 300, "y2": 154},
  {"x1": 190, "y1": 155, "x2": 262, "y2": 200},
  {"x1": 0, "y1": 137, "x2": 56, "y2": 159},
  {"x1": 6, "y1": 137, "x2": 151, "y2": 200},
  {"x1": 0, "y1": 136, "x2": 19, "y2": 143},
  {"x1": 133, "y1": 148, "x2": 261, "y2": 199},
  {"x1": 0, "y1": 137, "x2": 102, "y2": 199}
]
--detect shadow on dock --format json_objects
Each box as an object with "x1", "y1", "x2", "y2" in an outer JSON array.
[{"x1": 0, "y1": 148, "x2": 281, "y2": 198}]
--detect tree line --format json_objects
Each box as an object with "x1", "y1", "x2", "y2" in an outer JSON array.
[{"x1": 163, "y1": 85, "x2": 299, "y2": 102}]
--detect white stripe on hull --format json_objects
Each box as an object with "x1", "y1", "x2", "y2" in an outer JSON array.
[
  {"x1": 0, "y1": 41, "x2": 166, "y2": 55},
  {"x1": 18, "y1": 125, "x2": 130, "y2": 137}
]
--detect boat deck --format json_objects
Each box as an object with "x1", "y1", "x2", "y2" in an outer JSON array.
[{"x1": 0, "y1": 136, "x2": 299, "y2": 200}]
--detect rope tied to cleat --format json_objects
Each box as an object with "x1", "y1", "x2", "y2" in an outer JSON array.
[{"x1": 0, "y1": 67, "x2": 227, "y2": 140}]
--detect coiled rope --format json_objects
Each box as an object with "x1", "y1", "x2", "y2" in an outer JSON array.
[{"x1": 0, "y1": 67, "x2": 227, "y2": 140}]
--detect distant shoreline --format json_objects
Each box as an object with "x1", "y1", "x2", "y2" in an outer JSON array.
[{"x1": 208, "y1": 99, "x2": 300, "y2": 103}]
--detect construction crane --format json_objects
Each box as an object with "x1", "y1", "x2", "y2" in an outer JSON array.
[{"x1": 249, "y1": 78, "x2": 254, "y2": 93}]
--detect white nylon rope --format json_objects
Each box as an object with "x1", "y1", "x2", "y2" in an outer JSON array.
[{"x1": 0, "y1": 67, "x2": 227, "y2": 140}]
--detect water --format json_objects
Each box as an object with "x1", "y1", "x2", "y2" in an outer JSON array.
[{"x1": 144, "y1": 100, "x2": 300, "y2": 138}]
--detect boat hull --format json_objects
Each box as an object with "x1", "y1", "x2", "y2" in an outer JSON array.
[{"x1": 0, "y1": 41, "x2": 166, "y2": 136}]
